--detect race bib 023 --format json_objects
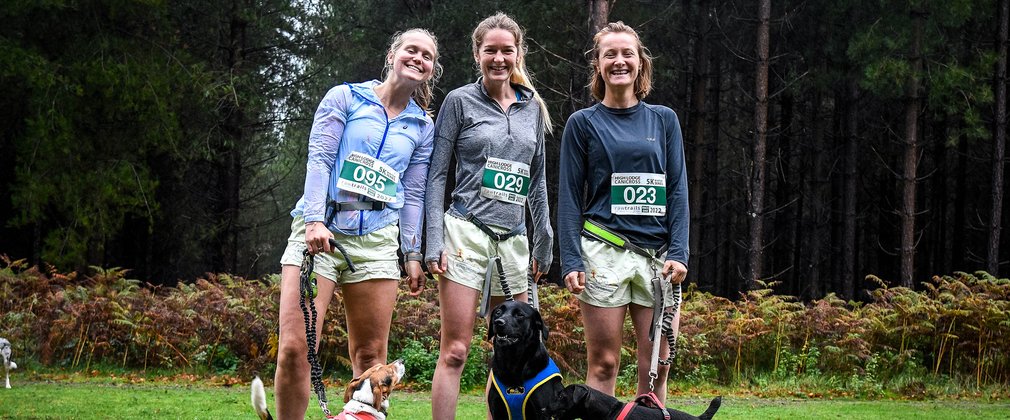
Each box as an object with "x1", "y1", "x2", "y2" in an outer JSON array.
[
  {"x1": 480, "y1": 157, "x2": 531, "y2": 206},
  {"x1": 335, "y1": 151, "x2": 400, "y2": 203},
  {"x1": 610, "y1": 172, "x2": 666, "y2": 216}
]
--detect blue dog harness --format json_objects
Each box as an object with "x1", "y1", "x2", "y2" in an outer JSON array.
[{"x1": 490, "y1": 357, "x2": 562, "y2": 420}]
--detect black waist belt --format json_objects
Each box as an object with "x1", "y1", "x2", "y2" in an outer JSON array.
[
  {"x1": 330, "y1": 200, "x2": 386, "y2": 212},
  {"x1": 581, "y1": 219, "x2": 668, "y2": 260},
  {"x1": 451, "y1": 202, "x2": 525, "y2": 242}
]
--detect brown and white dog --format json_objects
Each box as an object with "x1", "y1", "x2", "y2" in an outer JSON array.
[{"x1": 251, "y1": 359, "x2": 406, "y2": 420}]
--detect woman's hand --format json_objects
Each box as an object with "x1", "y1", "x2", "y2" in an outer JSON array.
[
  {"x1": 426, "y1": 250, "x2": 448, "y2": 275},
  {"x1": 304, "y1": 222, "x2": 334, "y2": 255},
  {"x1": 531, "y1": 259, "x2": 548, "y2": 283},
  {"x1": 564, "y1": 271, "x2": 586, "y2": 294},
  {"x1": 662, "y1": 260, "x2": 688, "y2": 285},
  {"x1": 406, "y1": 261, "x2": 425, "y2": 296}
]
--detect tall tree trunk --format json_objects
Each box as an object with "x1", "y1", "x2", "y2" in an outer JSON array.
[
  {"x1": 899, "y1": 9, "x2": 924, "y2": 288},
  {"x1": 710, "y1": 52, "x2": 725, "y2": 295},
  {"x1": 748, "y1": 0, "x2": 771, "y2": 288},
  {"x1": 688, "y1": 0, "x2": 711, "y2": 285},
  {"x1": 588, "y1": 0, "x2": 610, "y2": 35},
  {"x1": 213, "y1": 0, "x2": 248, "y2": 274},
  {"x1": 805, "y1": 92, "x2": 826, "y2": 299},
  {"x1": 777, "y1": 92, "x2": 796, "y2": 293},
  {"x1": 842, "y1": 79, "x2": 859, "y2": 299},
  {"x1": 989, "y1": 0, "x2": 1008, "y2": 275},
  {"x1": 583, "y1": 0, "x2": 611, "y2": 104}
]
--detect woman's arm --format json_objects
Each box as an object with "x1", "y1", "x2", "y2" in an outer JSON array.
[
  {"x1": 303, "y1": 85, "x2": 352, "y2": 224},
  {"x1": 527, "y1": 117, "x2": 554, "y2": 276},
  {"x1": 424, "y1": 92, "x2": 463, "y2": 264}
]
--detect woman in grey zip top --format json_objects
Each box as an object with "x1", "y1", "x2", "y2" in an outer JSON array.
[
  {"x1": 559, "y1": 22, "x2": 689, "y2": 402},
  {"x1": 273, "y1": 29, "x2": 441, "y2": 419},
  {"x1": 424, "y1": 12, "x2": 553, "y2": 419}
]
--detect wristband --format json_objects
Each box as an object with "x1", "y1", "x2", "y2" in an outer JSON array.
[{"x1": 404, "y1": 252, "x2": 424, "y2": 263}]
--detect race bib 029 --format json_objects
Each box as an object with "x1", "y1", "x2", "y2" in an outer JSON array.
[
  {"x1": 480, "y1": 157, "x2": 531, "y2": 206},
  {"x1": 610, "y1": 172, "x2": 666, "y2": 216},
  {"x1": 335, "y1": 151, "x2": 400, "y2": 203}
]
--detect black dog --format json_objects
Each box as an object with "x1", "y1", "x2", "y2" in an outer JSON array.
[
  {"x1": 487, "y1": 300, "x2": 564, "y2": 420},
  {"x1": 544, "y1": 384, "x2": 721, "y2": 420}
]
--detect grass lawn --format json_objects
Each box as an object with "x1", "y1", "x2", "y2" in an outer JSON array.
[{"x1": 2, "y1": 380, "x2": 1010, "y2": 419}]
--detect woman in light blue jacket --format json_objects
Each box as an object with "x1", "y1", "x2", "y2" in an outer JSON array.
[{"x1": 274, "y1": 29, "x2": 442, "y2": 419}]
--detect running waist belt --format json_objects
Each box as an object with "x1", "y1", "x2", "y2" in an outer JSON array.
[
  {"x1": 581, "y1": 219, "x2": 668, "y2": 260},
  {"x1": 329, "y1": 200, "x2": 386, "y2": 212},
  {"x1": 451, "y1": 202, "x2": 525, "y2": 242}
]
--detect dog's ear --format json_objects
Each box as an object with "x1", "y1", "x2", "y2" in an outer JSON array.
[
  {"x1": 344, "y1": 374, "x2": 365, "y2": 404},
  {"x1": 370, "y1": 375, "x2": 385, "y2": 411}
]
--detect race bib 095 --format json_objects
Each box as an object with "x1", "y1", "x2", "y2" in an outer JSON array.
[
  {"x1": 610, "y1": 172, "x2": 666, "y2": 216},
  {"x1": 480, "y1": 157, "x2": 531, "y2": 206},
  {"x1": 335, "y1": 151, "x2": 399, "y2": 203}
]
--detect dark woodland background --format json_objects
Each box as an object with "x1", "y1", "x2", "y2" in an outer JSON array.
[{"x1": 2, "y1": 0, "x2": 1009, "y2": 301}]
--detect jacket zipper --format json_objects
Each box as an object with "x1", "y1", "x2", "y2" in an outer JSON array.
[{"x1": 358, "y1": 96, "x2": 393, "y2": 235}]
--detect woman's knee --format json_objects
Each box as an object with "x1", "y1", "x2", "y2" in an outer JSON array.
[
  {"x1": 276, "y1": 333, "x2": 308, "y2": 367},
  {"x1": 439, "y1": 340, "x2": 471, "y2": 369},
  {"x1": 351, "y1": 345, "x2": 386, "y2": 369},
  {"x1": 587, "y1": 353, "x2": 621, "y2": 380}
]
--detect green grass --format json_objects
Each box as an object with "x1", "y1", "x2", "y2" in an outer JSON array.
[{"x1": 2, "y1": 380, "x2": 1010, "y2": 419}]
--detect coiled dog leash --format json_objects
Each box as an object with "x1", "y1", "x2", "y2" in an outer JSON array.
[
  {"x1": 647, "y1": 271, "x2": 682, "y2": 392},
  {"x1": 300, "y1": 237, "x2": 355, "y2": 418}
]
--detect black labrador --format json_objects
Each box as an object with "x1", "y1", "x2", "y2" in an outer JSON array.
[
  {"x1": 543, "y1": 384, "x2": 721, "y2": 420},
  {"x1": 487, "y1": 300, "x2": 564, "y2": 420}
]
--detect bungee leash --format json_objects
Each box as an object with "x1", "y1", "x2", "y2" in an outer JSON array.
[{"x1": 299, "y1": 237, "x2": 355, "y2": 418}]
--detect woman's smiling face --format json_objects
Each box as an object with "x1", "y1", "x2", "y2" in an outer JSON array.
[
  {"x1": 389, "y1": 32, "x2": 437, "y2": 84},
  {"x1": 475, "y1": 28, "x2": 518, "y2": 83},
  {"x1": 595, "y1": 32, "x2": 640, "y2": 93}
]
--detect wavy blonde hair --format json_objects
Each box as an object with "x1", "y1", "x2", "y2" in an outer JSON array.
[
  {"x1": 382, "y1": 28, "x2": 443, "y2": 113},
  {"x1": 472, "y1": 12, "x2": 553, "y2": 134},
  {"x1": 588, "y1": 21, "x2": 654, "y2": 102}
]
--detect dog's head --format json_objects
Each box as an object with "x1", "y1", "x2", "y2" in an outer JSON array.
[
  {"x1": 542, "y1": 384, "x2": 593, "y2": 419},
  {"x1": 343, "y1": 359, "x2": 405, "y2": 412},
  {"x1": 0, "y1": 338, "x2": 10, "y2": 362},
  {"x1": 487, "y1": 300, "x2": 548, "y2": 347}
]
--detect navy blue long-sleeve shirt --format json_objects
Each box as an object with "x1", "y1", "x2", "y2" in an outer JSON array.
[{"x1": 558, "y1": 101, "x2": 689, "y2": 277}]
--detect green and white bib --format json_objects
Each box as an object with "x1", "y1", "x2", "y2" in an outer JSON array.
[
  {"x1": 480, "y1": 157, "x2": 531, "y2": 206},
  {"x1": 335, "y1": 151, "x2": 400, "y2": 203},
  {"x1": 610, "y1": 172, "x2": 666, "y2": 216}
]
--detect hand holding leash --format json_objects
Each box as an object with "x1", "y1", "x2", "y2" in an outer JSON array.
[
  {"x1": 305, "y1": 221, "x2": 334, "y2": 255},
  {"x1": 531, "y1": 259, "x2": 547, "y2": 284},
  {"x1": 662, "y1": 260, "x2": 687, "y2": 285}
]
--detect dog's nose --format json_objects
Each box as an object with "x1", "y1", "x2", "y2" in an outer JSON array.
[{"x1": 494, "y1": 318, "x2": 506, "y2": 328}]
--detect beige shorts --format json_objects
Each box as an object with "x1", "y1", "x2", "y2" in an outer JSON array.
[
  {"x1": 441, "y1": 212, "x2": 530, "y2": 297},
  {"x1": 280, "y1": 216, "x2": 400, "y2": 284},
  {"x1": 576, "y1": 236, "x2": 675, "y2": 308}
]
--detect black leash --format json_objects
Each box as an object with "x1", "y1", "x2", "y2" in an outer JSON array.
[{"x1": 299, "y1": 236, "x2": 355, "y2": 418}]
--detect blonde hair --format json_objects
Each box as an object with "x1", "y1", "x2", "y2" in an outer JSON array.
[
  {"x1": 588, "y1": 21, "x2": 654, "y2": 102},
  {"x1": 472, "y1": 12, "x2": 553, "y2": 134},
  {"x1": 383, "y1": 28, "x2": 443, "y2": 113}
]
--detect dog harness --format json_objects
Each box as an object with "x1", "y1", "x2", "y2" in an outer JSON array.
[
  {"x1": 330, "y1": 410, "x2": 379, "y2": 420},
  {"x1": 490, "y1": 358, "x2": 561, "y2": 420},
  {"x1": 616, "y1": 392, "x2": 671, "y2": 420}
]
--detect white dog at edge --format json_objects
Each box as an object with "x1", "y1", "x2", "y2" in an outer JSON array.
[{"x1": 1, "y1": 337, "x2": 16, "y2": 389}]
